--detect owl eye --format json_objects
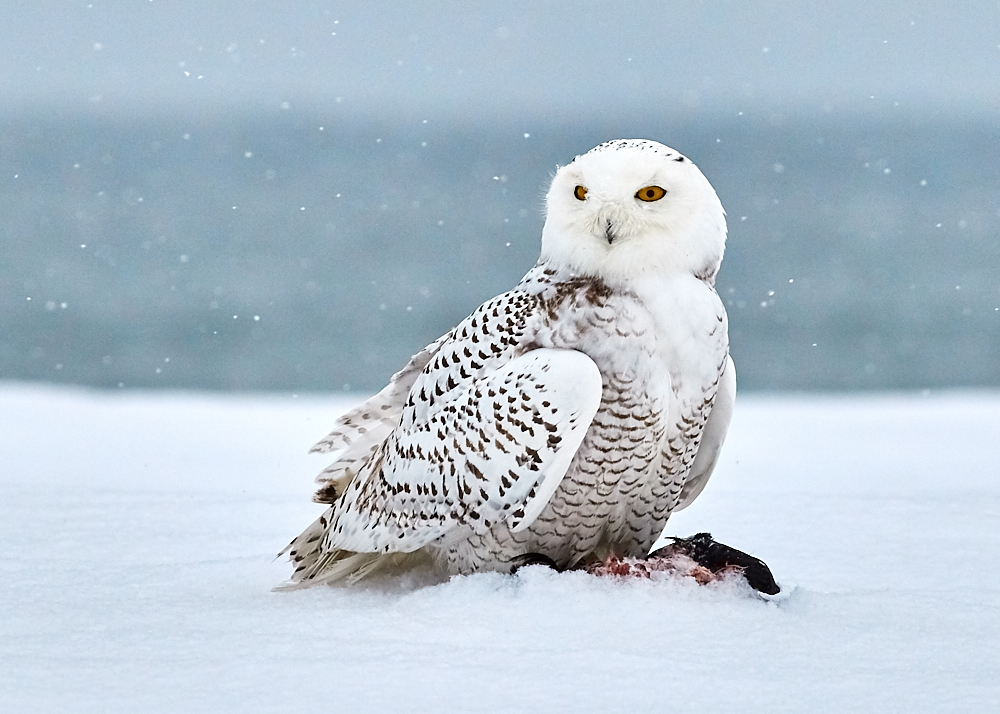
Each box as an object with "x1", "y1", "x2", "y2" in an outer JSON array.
[
  {"x1": 573, "y1": 185, "x2": 588, "y2": 201},
  {"x1": 635, "y1": 185, "x2": 666, "y2": 202}
]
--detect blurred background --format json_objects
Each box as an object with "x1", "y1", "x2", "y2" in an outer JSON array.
[{"x1": 2, "y1": 0, "x2": 998, "y2": 393}]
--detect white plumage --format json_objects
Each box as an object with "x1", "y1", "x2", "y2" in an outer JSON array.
[{"x1": 282, "y1": 139, "x2": 735, "y2": 587}]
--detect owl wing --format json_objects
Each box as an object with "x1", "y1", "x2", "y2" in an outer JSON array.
[
  {"x1": 675, "y1": 354, "x2": 736, "y2": 510},
  {"x1": 308, "y1": 329, "x2": 456, "y2": 503},
  {"x1": 322, "y1": 348, "x2": 604, "y2": 554}
]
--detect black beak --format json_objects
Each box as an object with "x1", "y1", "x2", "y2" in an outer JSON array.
[{"x1": 604, "y1": 219, "x2": 615, "y2": 245}]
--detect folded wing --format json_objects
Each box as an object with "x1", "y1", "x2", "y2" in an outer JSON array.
[
  {"x1": 324, "y1": 348, "x2": 604, "y2": 554},
  {"x1": 308, "y1": 329, "x2": 456, "y2": 503}
]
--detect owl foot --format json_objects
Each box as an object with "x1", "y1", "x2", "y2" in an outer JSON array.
[
  {"x1": 508, "y1": 552, "x2": 559, "y2": 574},
  {"x1": 651, "y1": 532, "x2": 780, "y2": 595}
]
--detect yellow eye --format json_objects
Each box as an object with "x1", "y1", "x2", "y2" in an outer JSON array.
[
  {"x1": 635, "y1": 185, "x2": 666, "y2": 202},
  {"x1": 574, "y1": 185, "x2": 588, "y2": 201}
]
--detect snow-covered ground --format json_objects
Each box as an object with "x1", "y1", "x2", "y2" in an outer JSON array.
[{"x1": 2, "y1": 384, "x2": 998, "y2": 713}]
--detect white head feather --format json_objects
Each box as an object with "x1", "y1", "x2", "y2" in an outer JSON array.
[{"x1": 540, "y1": 139, "x2": 727, "y2": 287}]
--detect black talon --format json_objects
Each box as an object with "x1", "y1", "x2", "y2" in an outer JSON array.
[
  {"x1": 654, "y1": 532, "x2": 780, "y2": 595},
  {"x1": 508, "y1": 552, "x2": 559, "y2": 574}
]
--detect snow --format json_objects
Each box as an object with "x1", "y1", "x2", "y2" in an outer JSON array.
[{"x1": 2, "y1": 384, "x2": 998, "y2": 712}]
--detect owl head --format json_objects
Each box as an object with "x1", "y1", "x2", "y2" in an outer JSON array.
[{"x1": 540, "y1": 139, "x2": 727, "y2": 287}]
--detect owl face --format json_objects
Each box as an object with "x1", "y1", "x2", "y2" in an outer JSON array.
[{"x1": 540, "y1": 140, "x2": 727, "y2": 285}]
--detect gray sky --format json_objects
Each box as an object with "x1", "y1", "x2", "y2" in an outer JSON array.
[{"x1": 3, "y1": 1, "x2": 999, "y2": 119}]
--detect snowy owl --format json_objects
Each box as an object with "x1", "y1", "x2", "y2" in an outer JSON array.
[{"x1": 282, "y1": 139, "x2": 736, "y2": 587}]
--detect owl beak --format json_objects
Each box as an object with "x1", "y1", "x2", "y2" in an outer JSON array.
[{"x1": 604, "y1": 219, "x2": 616, "y2": 245}]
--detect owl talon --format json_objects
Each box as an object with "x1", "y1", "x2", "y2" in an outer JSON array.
[{"x1": 508, "y1": 552, "x2": 559, "y2": 574}]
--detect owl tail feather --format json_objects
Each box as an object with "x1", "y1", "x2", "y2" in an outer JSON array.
[{"x1": 275, "y1": 513, "x2": 431, "y2": 590}]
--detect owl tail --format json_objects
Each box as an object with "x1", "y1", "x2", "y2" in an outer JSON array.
[{"x1": 275, "y1": 513, "x2": 431, "y2": 590}]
